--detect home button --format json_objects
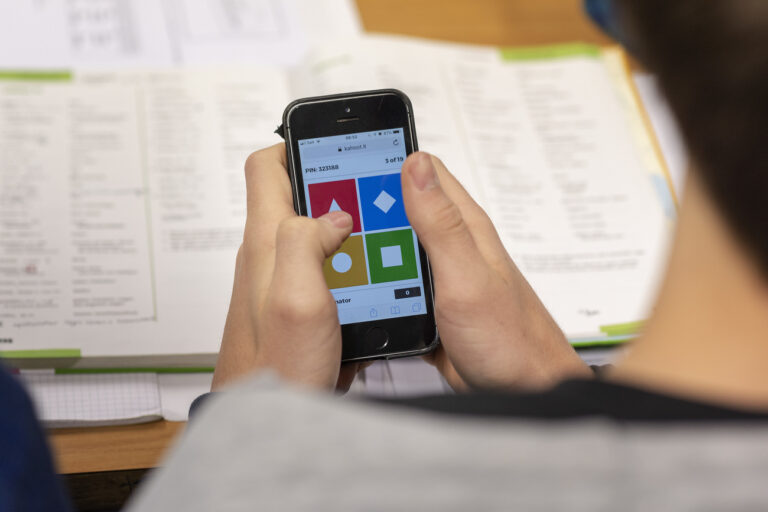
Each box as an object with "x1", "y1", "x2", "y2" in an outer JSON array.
[{"x1": 364, "y1": 327, "x2": 389, "y2": 351}]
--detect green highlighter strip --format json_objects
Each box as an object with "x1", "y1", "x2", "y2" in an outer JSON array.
[
  {"x1": 0, "y1": 70, "x2": 72, "y2": 81},
  {"x1": 499, "y1": 42, "x2": 601, "y2": 61},
  {"x1": 0, "y1": 349, "x2": 213, "y2": 373}
]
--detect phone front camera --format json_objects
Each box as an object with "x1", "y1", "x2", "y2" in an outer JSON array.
[{"x1": 344, "y1": 106, "x2": 351, "y2": 113}]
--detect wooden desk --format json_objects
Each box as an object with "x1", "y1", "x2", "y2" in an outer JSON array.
[
  {"x1": 49, "y1": 0, "x2": 612, "y2": 480},
  {"x1": 50, "y1": 421, "x2": 184, "y2": 474},
  {"x1": 357, "y1": 0, "x2": 611, "y2": 47}
]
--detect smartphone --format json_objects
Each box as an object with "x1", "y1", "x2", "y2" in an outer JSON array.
[{"x1": 280, "y1": 89, "x2": 438, "y2": 362}]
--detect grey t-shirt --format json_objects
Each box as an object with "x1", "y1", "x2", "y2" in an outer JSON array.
[{"x1": 128, "y1": 374, "x2": 768, "y2": 511}]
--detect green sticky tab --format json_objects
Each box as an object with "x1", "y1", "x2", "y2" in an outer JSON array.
[
  {"x1": 499, "y1": 43, "x2": 601, "y2": 61},
  {"x1": 570, "y1": 335, "x2": 632, "y2": 348},
  {"x1": 55, "y1": 367, "x2": 215, "y2": 374},
  {"x1": 0, "y1": 349, "x2": 81, "y2": 359},
  {"x1": 599, "y1": 321, "x2": 644, "y2": 337},
  {"x1": 0, "y1": 70, "x2": 72, "y2": 81}
]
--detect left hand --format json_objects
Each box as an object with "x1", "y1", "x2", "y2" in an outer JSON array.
[{"x1": 211, "y1": 144, "x2": 365, "y2": 392}]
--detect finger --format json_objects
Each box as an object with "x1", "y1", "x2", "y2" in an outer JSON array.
[
  {"x1": 336, "y1": 361, "x2": 374, "y2": 393},
  {"x1": 271, "y1": 211, "x2": 353, "y2": 297},
  {"x1": 242, "y1": 144, "x2": 302, "y2": 300},
  {"x1": 244, "y1": 143, "x2": 295, "y2": 223},
  {"x1": 213, "y1": 246, "x2": 258, "y2": 391},
  {"x1": 335, "y1": 362, "x2": 362, "y2": 393},
  {"x1": 401, "y1": 152, "x2": 486, "y2": 281},
  {"x1": 422, "y1": 346, "x2": 470, "y2": 392},
  {"x1": 427, "y1": 156, "x2": 515, "y2": 274}
]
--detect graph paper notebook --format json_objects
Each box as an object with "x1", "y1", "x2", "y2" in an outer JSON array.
[
  {"x1": 0, "y1": 36, "x2": 675, "y2": 368},
  {"x1": 18, "y1": 370, "x2": 162, "y2": 427}
]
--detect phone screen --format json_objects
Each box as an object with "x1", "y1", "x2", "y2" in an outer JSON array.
[{"x1": 297, "y1": 128, "x2": 427, "y2": 326}]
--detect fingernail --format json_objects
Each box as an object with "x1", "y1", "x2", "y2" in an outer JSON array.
[
  {"x1": 319, "y1": 210, "x2": 353, "y2": 229},
  {"x1": 409, "y1": 152, "x2": 438, "y2": 191}
]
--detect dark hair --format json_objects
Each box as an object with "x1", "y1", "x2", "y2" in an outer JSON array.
[{"x1": 620, "y1": 1, "x2": 768, "y2": 275}]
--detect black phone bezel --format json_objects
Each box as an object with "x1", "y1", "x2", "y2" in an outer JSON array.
[{"x1": 282, "y1": 89, "x2": 438, "y2": 362}]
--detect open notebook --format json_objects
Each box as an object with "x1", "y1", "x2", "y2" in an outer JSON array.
[
  {"x1": 18, "y1": 370, "x2": 219, "y2": 426},
  {"x1": 19, "y1": 371, "x2": 163, "y2": 427},
  {"x1": 0, "y1": 35, "x2": 675, "y2": 368}
]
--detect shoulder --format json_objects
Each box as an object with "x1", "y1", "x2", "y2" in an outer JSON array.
[
  {"x1": 0, "y1": 366, "x2": 71, "y2": 512},
  {"x1": 0, "y1": 366, "x2": 47, "y2": 461},
  {"x1": 129, "y1": 374, "x2": 768, "y2": 511}
]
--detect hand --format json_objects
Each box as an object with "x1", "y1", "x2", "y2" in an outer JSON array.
[
  {"x1": 212, "y1": 144, "x2": 365, "y2": 392},
  {"x1": 401, "y1": 153, "x2": 592, "y2": 391}
]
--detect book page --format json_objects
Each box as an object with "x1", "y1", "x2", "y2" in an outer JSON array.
[
  {"x1": 162, "y1": 0, "x2": 361, "y2": 66},
  {"x1": 140, "y1": 68, "x2": 287, "y2": 357},
  {"x1": 302, "y1": 36, "x2": 674, "y2": 339},
  {"x1": 0, "y1": 68, "x2": 289, "y2": 358},
  {"x1": 0, "y1": 1, "x2": 70, "y2": 69},
  {"x1": 0, "y1": 79, "x2": 155, "y2": 331},
  {"x1": 0, "y1": 0, "x2": 361, "y2": 69},
  {"x1": 459, "y1": 51, "x2": 673, "y2": 339},
  {"x1": 300, "y1": 38, "x2": 491, "y2": 204}
]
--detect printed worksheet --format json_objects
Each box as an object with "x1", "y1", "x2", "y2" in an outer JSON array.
[
  {"x1": 0, "y1": 69, "x2": 288, "y2": 360},
  {"x1": 0, "y1": 0, "x2": 361, "y2": 68}
]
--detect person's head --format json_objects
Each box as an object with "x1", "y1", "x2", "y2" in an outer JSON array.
[{"x1": 594, "y1": 1, "x2": 768, "y2": 277}]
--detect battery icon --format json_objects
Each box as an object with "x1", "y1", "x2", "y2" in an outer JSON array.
[{"x1": 393, "y1": 130, "x2": 400, "y2": 133}]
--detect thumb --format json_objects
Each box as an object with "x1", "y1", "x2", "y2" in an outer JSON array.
[
  {"x1": 402, "y1": 152, "x2": 482, "y2": 276},
  {"x1": 272, "y1": 211, "x2": 353, "y2": 293}
]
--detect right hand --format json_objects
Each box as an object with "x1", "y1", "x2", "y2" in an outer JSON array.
[{"x1": 401, "y1": 153, "x2": 592, "y2": 391}]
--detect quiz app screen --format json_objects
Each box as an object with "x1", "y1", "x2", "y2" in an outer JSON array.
[{"x1": 298, "y1": 128, "x2": 427, "y2": 325}]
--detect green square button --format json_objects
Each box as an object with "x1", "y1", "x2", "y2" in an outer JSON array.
[{"x1": 365, "y1": 229, "x2": 418, "y2": 284}]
